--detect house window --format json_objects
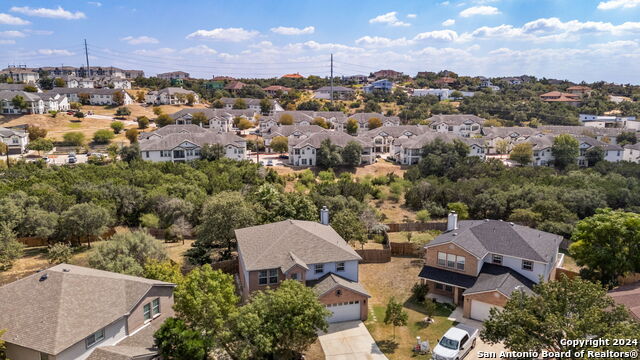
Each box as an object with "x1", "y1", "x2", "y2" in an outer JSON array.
[
  {"x1": 435, "y1": 283, "x2": 444, "y2": 290},
  {"x1": 291, "y1": 273, "x2": 298, "y2": 280},
  {"x1": 315, "y1": 264, "x2": 324, "y2": 274},
  {"x1": 437, "y1": 252, "x2": 446, "y2": 266},
  {"x1": 444, "y1": 285, "x2": 453, "y2": 292},
  {"x1": 522, "y1": 260, "x2": 534, "y2": 271},
  {"x1": 85, "y1": 328, "x2": 105, "y2": 348},
  {"x1": 447, "y1": 254, "x2": 456, "y2": 268},
  {"x1": 144, "y1": 151, "x2": 149, "y2": 158},
  {"x1": 258, "y1": 270, "x2": 268, "y2": 285},
  {"x1": 456, "y1": 256, "x2": 465, "y2": 271},
  {"x1": 337, "y1": 262, "x2": 345, "y2": 272},
  {"x1": 492, "y1": 254, "x2": 503, "y2": 265},
  {"x1": 268, "y1": 269, "x2": 278, "y2": 284},
  {"x1": 152, "y1": 298, "x2": 160, "y2": 316},
  {"x1": 144, "y1": 303, "x2": 152, "y2": 321}
]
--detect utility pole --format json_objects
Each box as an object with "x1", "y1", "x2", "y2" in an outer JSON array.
[
  {"x1": 330, "y1": 53, "x2": 334, "y2": 104},
  {"x1": 84, "y1": 39, "x2": 90, "y2": 78}
]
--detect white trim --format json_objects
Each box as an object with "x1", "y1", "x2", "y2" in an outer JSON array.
[{"x1": 418, "y1": 277, "x2": 468, "y2": 290}]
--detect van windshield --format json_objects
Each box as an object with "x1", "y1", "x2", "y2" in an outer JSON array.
[{"x1": 439, "y1": 337, "x2": 459, "y2": 350}]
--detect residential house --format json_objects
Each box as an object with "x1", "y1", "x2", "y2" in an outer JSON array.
[
  {"x1": 372, "y1": 69, "x2": 403, "y2": 79},
  {"x1": 48, "y1": 88, "x2": 133, "y2": 106},
  {"x1": 0, "y1": 90, "x2": 45, "y2": 114},
  {"x1": 170, "y1": 108, "x2": 256, "y2": 132},
  {"x1": 65, "y1": 77, "x2": 96, "y2": 89},
  {"x1": 38, "y1": 92, "x2": 70, "y2": 113},
  {"x1": 539, "y1": 91, "x2": 581, "y2": 106},
  {"x1": 397, "y1": 132, "x2": 485, "y2": 165},
  {"x1": 577, "y1": 136, "x2": 623, "y2": 166},
  {"x1": 1, "y1": 68, "x2": 39, "y2": 84},
  {"x1": 263, "y1": 85, "x2": 291, "y2": 96},
  {"x1": 281, "y1": 73, "x2": 304, "y2": 79},
  {"x1": 219, "y1": 97, "x2": 283, "y2": 113},
  {"x1": 77, "y1": 66, "x2": 126, "y2": 78},
  {"x1": 235, "y1": 217, "x2": 370, "y2": 323},
  {"x1": 567, "y1": 85, "x2": 592, "y2": 96},
  {"x1": 336, "y1": 112, "x2": 401, "y2": 132},
  {"x1": 144, "y1": 87, "x2": 199, "y2": 105},
  {"x1": 363, "y1": 79, "x2": 393, "y2": 93},
  {"x1": 0, "y1": 264, "x2": 175, "y2": 360},
  {"x1": 413, "y1": 88, "x2": 475, "y2": 100},
  {"x1": 224, "y1": 81, "x2": 246, "y2": 94},
  {"x1": 156, "y1": 71, "x2": 190, "y2": 80},
  {"x1": 538, "y1": 125, "x2": 624, "y2": 144},
  {"x1": 482, "y1": 127, "x2": 540, "y2": 154},
  {"x1": 288, "y1": 130, "x2": 374, "y2": 166},
  {"x1": 418, "y1": 214, "x2": 564, "y2": 321},
  {"x1": 435, "y1": 77, "x2": 456, "y2": 87},
  {"x1": 579, "y1": 114, "x2": 640, "y2": 130},
  {"x1": 262, "y1": 124, "x2": 325, "y2": 151},
  {"x1": 314, "y1": 86, "x2": 355, "y2": 100},
  {"x1": 428, "y1": 114, "x2": 486, "y2": 137},
  {"x1": 609, "y1": 95, "x2": 632, "y2": 104},
  {"x1": 342, "y1": 75, "x2": 368, "y2": 84},
  {"x1": 623, "y1": 143, "x2": 640, "y2": 163},
  {"x1": 609, "y1": 281, "x2": 640, "y2": 321},
  {"x1": 358, "y1": 125, "x2": 429, "y2": 155},
  {"x1": 0, "y1": 127, "x2": 29, "y2": 154},
  {"x1": 514, "y1": 134, "x2": 556, "y2": 166},
  {"x1": 139, "y1": 125, "x2": 247, "y2": 162}
]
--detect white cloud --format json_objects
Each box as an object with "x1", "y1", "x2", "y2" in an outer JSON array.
[
  {"x1": 37, "y1": 49, "x2": 75, "y2": 56},
  {"x1": 355, "y1": 36, "x2": 414, "y2": 48},
  {"x1": 459, "y1": 6, "x2": 501, "y2": 17},
  {"x1": 440, "y1": 1, "x2": 451, "y2": 5},
  {"x1": 413, "y1": 30, "x2": 463, "y2": 42},
  {"x1": 442, "y1": 19, "x2": 456, "y2": 26},
  {"x1": 597, "y1": 0, "x2": 640, "y2": 10},
  {"x1": 270, "y1": 26, "x2": 315, "y2": 35},
  {"x1": 121, "y1": 35, "x2": 159, "y2": 45},
  {"x1": 0, "y1": 13, "x2": 30, "y2": 25},
  {"x1": 0, "y1": 30, "x2": 26, "y2": 38},
  {"x1": 88, "y1": 2, "x2": 102, "y2": 6},
  {"x1": 181, "y1": 45, "x2": 217, "y2": 55},
  {"x1": 133, "y1": 48, "x2": 176, "y2": 56},
  {"x1": 10, "y1": 6, "x2": 86, "y2": 20},
  {"x1": 369, "y1": 12, "x2": 411, "y2": 27},
  {"x1": 186, "y1": 27, "x2": 259, "y2": 41},
  {"x1": 0, "y1": 40, "x2": 16, "y2": 45},
  {"x1": 25, "y1": 30, "x2": 54, "y2": 35},
  {"x1": 407, "y1": 14, "x2": 417, "y2": 19},
  {"x1": 286, "y1": 40, "x2": 363, "y2": 52}
]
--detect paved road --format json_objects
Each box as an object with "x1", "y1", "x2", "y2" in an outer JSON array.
[{"x1": 319, "y1": 321, "x2": 388, "y2": 360}]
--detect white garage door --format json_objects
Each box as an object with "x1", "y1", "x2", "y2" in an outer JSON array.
[
  {"x1": 327, "y1": 301, "x2": 361, "y2": 323},
  {"x1": 470, "y1": 300, "x2": 502, "y2": 321}
]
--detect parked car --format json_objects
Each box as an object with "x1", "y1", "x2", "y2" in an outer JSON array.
[
  {"x1": 67, "y1": 157, "x2": 77, "y2": 164},
  {"x1": 432, "y1": 324, "x2": 478, "y2": 360},
  {"x1": 259, "y1": 160, "x2": 265, "y2": 165},
  {"x1": 279, "y1": 154, "x2": 289, "y2": 159},
  {"x1": 267, "y1": 160, "x2": 274, "y2": 166}
]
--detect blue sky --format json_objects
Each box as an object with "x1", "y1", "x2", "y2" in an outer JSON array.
[{"x1": 2, "y1": 0, "x2": 640, "y2": 83}]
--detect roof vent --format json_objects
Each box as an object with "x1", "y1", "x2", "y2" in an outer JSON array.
[
  {"x1": 509, "y1": 222, "x2": 515, "y2": 226},
  {"x1": 39, "y1": 273, "x2": 48, "y2": 282},
  {"x1": 63, "y1": 268, "x2": 70, "y2": 272}
]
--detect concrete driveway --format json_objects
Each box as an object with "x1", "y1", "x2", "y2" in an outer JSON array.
[
  {"x1": 447, "y1": 308, "x2": 507, "y2": 359},
  {"x1": 318, "y1": 321, "x2": 388, "y2": 360}
]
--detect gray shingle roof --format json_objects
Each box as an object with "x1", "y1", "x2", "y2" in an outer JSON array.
[
  {"x1": 262, "y1": 124, "x2": 325, "y2": 139},
  {"x1": 515, "y1": 134, "x2": 556, "y2": 150},
  {"x1": 482, "y1": 126, "x2": 540, "y2": 139},
  {"x1": 538, "y1": 125, "x2": 627, "y2": 137},
  {"x1": 289, "y1": 130, "x2": 372, "y2": 149},
  {"x1": 236, "y1": 220, "x2": 362, "y2": 272},
  {"x1": 359, "y1": 125, "x2": 429, "y2": 139},
  {"x1": 399, "y1": 132, "x2": 483, "y2": 150},
  {"x1": 0, "y1": 127, "x2": 27, "y2": 138},
  {"x1": 309, "y1": 273, "x2": 370, "y2": 298},
  {"x1": 0, "y1": 264, "x2": 174, "y2": 355},
  {"x1": 148, "y1": 87, "x2": 197, "y2": 96},
  {"x1": 427, "y1": 114, "x2": 486, "y2": 125},
  {"x1": 463, "y1": 263, "x2": 535, "y2": 296},
  {"x1": 139, "y1": 131, "x2": 245, "y2": 151},
  {"x1": 426, "y1": 220, "x2": 562, "y2": 263},
  {"x1": 0, "y1": 90, "x2": 42, "y2": 102},
  {"x1": 576, "y1": 135, "x2": 623, "y2": 151},
  {"x1": 47, "y1": 88, "x2": 127, "y2": 96}
]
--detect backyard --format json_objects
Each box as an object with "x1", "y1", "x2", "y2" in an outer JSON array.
[{"x1": 360, "y1": 256, "x2": 455, "y2": 360}]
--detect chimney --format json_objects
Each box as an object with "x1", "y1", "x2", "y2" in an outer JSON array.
[
  {"x1": 447, "y1": 211, "x2": 458, "y2": 232},
  {"x1": 320, "y1": 206, "x2": 329, "y2": 225}
]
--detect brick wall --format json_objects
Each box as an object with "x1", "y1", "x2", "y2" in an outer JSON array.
[{"x1": 425, "y1": 243, "x2": 479, "y2": 277}]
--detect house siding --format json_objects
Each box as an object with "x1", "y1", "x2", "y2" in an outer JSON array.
[
  {"x1": 425, "y1": 243, "x2": 479, "y2": 277},
  {"x1": 55, "y1": 317, "x2": 127, "y2": 360},
  {"x1": 127, "y1": 286, "x2": 174, "y2": 334}
]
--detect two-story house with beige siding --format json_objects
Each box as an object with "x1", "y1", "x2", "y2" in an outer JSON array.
[
  {"x1": 235, "y1": 215, "x2": 371, "y2": 323},
  {"x1": 0, "y1": 264, "x2": 175, "y2": 360},
  {"x1": 418, "y1": 213, "x2": 564, "y2": 321}
]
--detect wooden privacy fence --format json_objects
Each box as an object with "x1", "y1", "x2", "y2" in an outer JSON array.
[
  {"x1": 385, "y1": 221, "x2": 447, "y2": 233},
  {"x1": 389, "y1": 242, "x2": 422, "y2": 256},
  {"x1": 17, "y1": 237, "x2": 48, "y2": 247},
  {"x1": 210, "y1": 258, "x2": 239, "y2": 274},
  {"x1": 356, "y1": 248, "x2": 391, "y2": 263}
]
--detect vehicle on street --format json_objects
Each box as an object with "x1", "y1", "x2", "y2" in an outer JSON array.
[
  {"x1": 267, "y1": 160, "x2": 274, "y2": 166},
  {"x1": 432, "y1": 324, "x2": 478, "y2": 360},
  {"x1": 67, "y1": 157, "x2": 77, "y2": 164},
  {"x1": 279, "y1": 154, "x2": 289, "y2": 159}
]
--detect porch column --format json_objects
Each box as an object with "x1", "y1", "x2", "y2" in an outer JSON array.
[{"x1": 453, "y1": 287, "x2": 460, "y2": 305}]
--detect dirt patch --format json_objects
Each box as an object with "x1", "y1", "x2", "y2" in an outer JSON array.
[{"x1": 355, "y1": 160, "x2": 405, "y2": 178}]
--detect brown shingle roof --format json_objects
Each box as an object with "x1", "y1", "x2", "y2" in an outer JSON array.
[
  {"x1": 235, "y1": 220, "x2": 362, "y2": 272},
  {"x1": 0, "y1": 264, "x2": 174, "y2": 355},
  {"x1": 609, "y1": 281, "x2": 640, "y2": 321}
]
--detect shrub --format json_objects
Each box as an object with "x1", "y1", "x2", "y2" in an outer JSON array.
[
  {"x1": 411, "y1": 282, "x2": 429, "y2": 302},
  {"x1": 110, "y1": 121, "x2": 125, "y2": 134},
  {"x1": 126, "y1": 128, "x2": 139, "y2": 143},
  {"x1": 47, "y1": 242, "x2": 73, "y2": 264},
  {"x1": 74, "y1": 111, "x2": 85, "y2": 119},
  {"x1": 0, "y1": 224, "x2": 24, "y2": 271},
  {"x1": 115, "y1": 107, "x2": 131, "y2": 117},
  {"x1": 93, "y1": 129, "x2": 115, "y2": 144},
  {"x1": 62, "y1": 132, "x2": 85, "y2": 146},
  {"x1": 416, "y1": 209, "x2": 431, "y2": 223},
  {"x1": 139, "y1": 213, "x2": 160, "y2": 229},
  {"x1": 137, "y1": 116, "x2": 150, "y2": 129}
]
